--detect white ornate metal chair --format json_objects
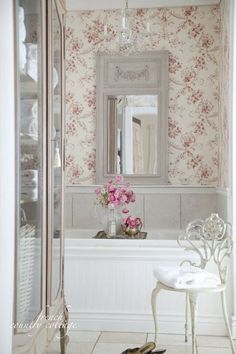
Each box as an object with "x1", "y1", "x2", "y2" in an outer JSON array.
[{"x1": 151, "y1": 213, "x2": 235, "y2": 354}]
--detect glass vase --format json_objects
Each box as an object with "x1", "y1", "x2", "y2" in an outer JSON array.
[{"x1": 95, "y1": 205, "x2": 122, "y2": 236}]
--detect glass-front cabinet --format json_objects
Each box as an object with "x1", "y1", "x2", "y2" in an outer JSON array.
[
  {"x1": 13, "y1": 0, "x2": 67, "y2": 353},
  {"x1": 16, "y1": 0, "x2": 44, "y2": 328}
]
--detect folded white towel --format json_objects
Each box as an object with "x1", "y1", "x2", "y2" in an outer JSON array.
[
  {"x1": 18, "y1": 7, "x2": 26, "y2": 71},
  {"x1": 154, "y1": 266, "x2": 221, "y2": 289},
  {"x1": 19, "y1": 22, "x2": 26, "y2": 42},
  {"x1": 19, "y1": 42, "x2": 26, "y2": 71},
  {"x1": 25, "y1": 44, "x2": 38, "y2": 81},
  {"x1": 22, "y1": 179, "x2": 37, "y2": 187},
  {"x1": 21, "y1": 169, "x2": 38, "y2": 179},
  {"x1": 21, "y1": 187, "x2": 38, "y2": 202},
  {"x1": 18, "y1": 7, "x2": 25, "y2": 22},
  {"x1": 21, "y1": 170, "x2": 38, "y2": 187}
]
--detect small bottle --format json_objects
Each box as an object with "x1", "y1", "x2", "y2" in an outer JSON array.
[{"x1": 108, "y1": 220, "x2": 116, "y2": 237}]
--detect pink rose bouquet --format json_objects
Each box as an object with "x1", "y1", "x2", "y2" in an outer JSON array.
[
  {"x1": 94, "y1": 175, "x2": 136, "y2": 214},
  {"x1": 122, "y1": 216, "x2": 142, "y2": 229}
]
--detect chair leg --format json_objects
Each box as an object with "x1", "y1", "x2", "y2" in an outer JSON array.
[
  {"x1": 185, "y1": 293, "x2": 189, "y2": 343},
  {"x1": 151, "y1": 282, "x2": 162, "y2": 343},
  {"x1": 221, "y1": 290, "x2": 236, "y2": 354},
  {"x1": 189, "y1": 293, "x2": 198, "y2": 354}
]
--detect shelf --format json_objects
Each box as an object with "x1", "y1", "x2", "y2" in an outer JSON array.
[
  {"x1": 20, "y1": 75, "x2": 38, "y2": 99},
  {"x1": 20, "y1": 199, "x2": 38, "y2": 204},
  {"x1": 20, "y1": 134, "x2": 39, "y2": 146}
]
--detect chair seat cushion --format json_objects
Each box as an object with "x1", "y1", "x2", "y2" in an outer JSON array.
[{"x1": 153, "y1": 266, "x2": 221, "y2": 289}]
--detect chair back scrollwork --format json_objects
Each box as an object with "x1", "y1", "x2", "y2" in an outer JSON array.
[{"x1": 178, "y1": 214, "x2": 233, "y2": 283}]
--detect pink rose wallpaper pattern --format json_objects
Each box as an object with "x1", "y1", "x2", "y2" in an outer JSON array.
[{"x1": 65, "y1": 5, "x2": 225, "y2": 186}]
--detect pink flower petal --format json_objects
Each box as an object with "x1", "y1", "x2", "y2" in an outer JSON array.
[
  {"x1": 122, "y1": 208, "x2": 129, "y2": 214},
  {"x1": 115, "y1": 175, "x2": 124, "y2": 183}
]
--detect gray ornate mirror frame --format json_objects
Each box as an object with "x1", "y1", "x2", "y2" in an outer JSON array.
[{"x1": 96, "y1": 51, "x2": 169, "y2": 185}]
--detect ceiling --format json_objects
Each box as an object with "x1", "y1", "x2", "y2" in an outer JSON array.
[{"x1": 66, "y1": 0, "x2": 221, "y2": 11}]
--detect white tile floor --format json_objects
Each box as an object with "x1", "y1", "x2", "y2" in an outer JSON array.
[{"x1": 45, "y1": 331, "x2": 234, "y2": 354}]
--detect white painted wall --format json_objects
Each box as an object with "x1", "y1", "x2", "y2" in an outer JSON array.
[{"x1": 0, "y1": 0, "x2": 16, "y2": 353}]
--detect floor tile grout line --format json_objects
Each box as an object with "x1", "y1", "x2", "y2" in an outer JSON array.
[{"x1": 91, "y1": 331, "x2": 102, "y2": 354}]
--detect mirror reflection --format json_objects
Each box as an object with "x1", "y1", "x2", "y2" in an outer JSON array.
[{"x1": 108, "y1": 95, "x2": 158, "y2": 175}]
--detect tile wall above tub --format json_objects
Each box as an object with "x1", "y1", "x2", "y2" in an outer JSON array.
[{"x1": 64, "y1": 186, "x2": 229, "y2": 234}]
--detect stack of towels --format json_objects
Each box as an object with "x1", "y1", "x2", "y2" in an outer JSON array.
[
  {"x1": 21, "y1": 100, "x2": 38, "y2": 139},
  {"x1": 154, "y1": 265, "x2": 221, "y2": 289},
  {"x1": 19, "y1": 7, "x2": 26, "y2": 72},
  {"x1": 21, "y1": 170, "x2": 38, "y2": 202}
]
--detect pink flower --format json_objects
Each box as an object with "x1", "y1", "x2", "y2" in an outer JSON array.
[
  {"x1": 108, "y1": 193, "x2": 116, "y2": 202},
  {"x1": 120, "y1": 194, "x2": 128, "y2": 203},
  {"x1": 126, "y1": 190, "x2": 136, "y2": 203},
  {"x1": 114, "y1": 189, "x2": 120, "y2": 198},
  {"x1": 129, "y1": 218, "x2": 137, "y2": 227},
  {"x1": 95, "y1": 175, "x2": 135, "y2": 209},
  {"x1": 95, "y1": 187, "x2": 100, "y2": 195},
  {"x1": 122, "y1": 208, "x2": 129, "y2": 214},
  {"x1": 123, "y1": 215, "x2": 142, "y2": 228},
  {"x1": 115, "y1": 175, "x2": 124, "y2": 183},
  {"x1": 108, "y1": 184, "x2": 116, "y2": 192},
  {"x1": 113, "y1": 199, "x2": 120, "y2": 207}
]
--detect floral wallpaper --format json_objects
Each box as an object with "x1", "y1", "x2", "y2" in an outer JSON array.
[
  {"x1": 65, "y1": 5, "x2": 220, "y2": 185},
  {"x1": 219, "y1": 0, "x2": 230, "y2": 188}
]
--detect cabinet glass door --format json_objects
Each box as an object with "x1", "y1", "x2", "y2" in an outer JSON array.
[
  {"x1": 51, "y1": 0, "x2": 63, "y2": 301},
  {"x1": 15, "y1": 0, "x2": 44, "y2": 326}
]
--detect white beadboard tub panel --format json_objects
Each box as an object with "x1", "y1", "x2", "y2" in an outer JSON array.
[{"x1": 64, "y1": 237, "x2": 233, "y2": 335}]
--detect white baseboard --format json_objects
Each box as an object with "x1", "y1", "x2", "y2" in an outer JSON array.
[{"x1": 68, "y1": 311, "x2": 227, "y2": 336}]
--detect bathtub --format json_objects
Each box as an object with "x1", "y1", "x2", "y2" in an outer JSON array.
[{"x1": 64, "y1": 229, "x2": 232, "y2": 336}]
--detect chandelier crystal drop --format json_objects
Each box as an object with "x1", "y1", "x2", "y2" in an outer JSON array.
[{"x1": 118, "y1": 0, "x2": 134, "y2": 46}]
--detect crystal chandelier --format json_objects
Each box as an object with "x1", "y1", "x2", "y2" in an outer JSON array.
[
  {"x1": 103, "y1": 0, "x2": 152, "y2": 47},
  {"x1": 118, "y1": 0, "x2": 134, "y2": 46}
]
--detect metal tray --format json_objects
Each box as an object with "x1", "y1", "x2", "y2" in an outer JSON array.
[{"x1": 93, "y1": 231, "x2": 147, "y2": 239}]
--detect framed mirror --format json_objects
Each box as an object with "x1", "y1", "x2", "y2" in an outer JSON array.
[{"x1": 96, "y1": 51, "x2": 169, "y2": 184}]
